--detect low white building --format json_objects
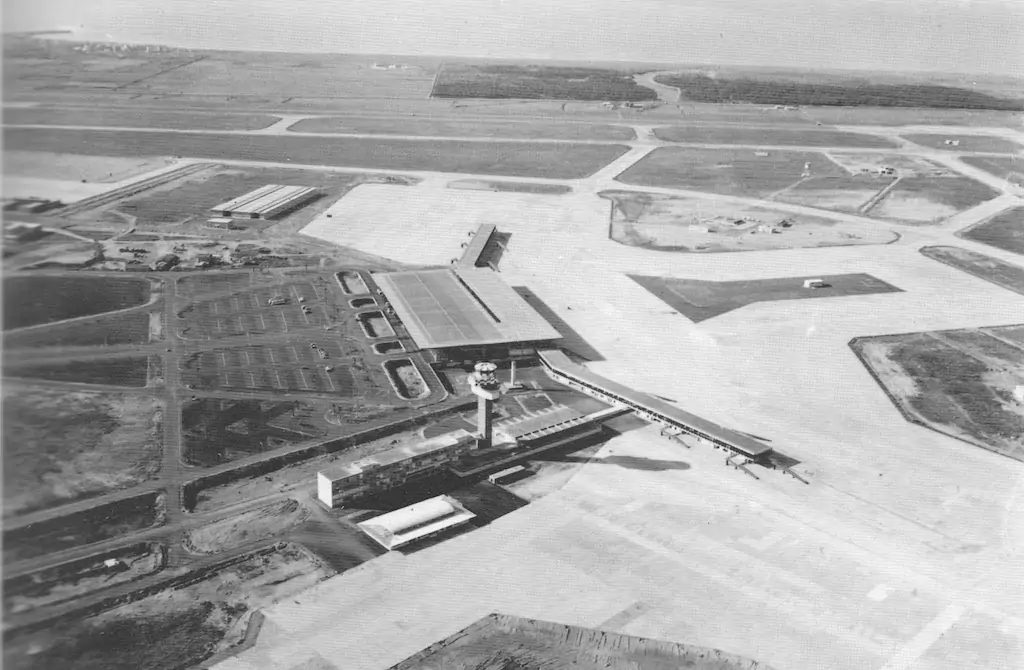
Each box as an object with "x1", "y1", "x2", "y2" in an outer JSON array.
[
  {"x1": 211, "y1": 184, "x2": 319, "y2": 220},
  {"x1": 356, "y1": 495, "x2": 476, "y2": 551}
]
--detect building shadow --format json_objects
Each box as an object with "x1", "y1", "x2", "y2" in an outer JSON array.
[
  {"x1": 511, "y1": 286, "x2": 605, "y2": 362},
  {"x1": 540, "y1": 453, "x2": 691, "y2": 472}
]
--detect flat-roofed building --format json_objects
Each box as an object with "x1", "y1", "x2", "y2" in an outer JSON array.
[
  {"x1": 357, "y1": 494, "x2": 476, "y2": 550},
  {"x1": 211, "y1": 184, "x2": 319, "y2": 220},
  {"x1": 373, "y1": 266, "x2": 561, "y2": 366},
  {"x1": 316, "y1": 429, "x2": 475, "y2": 508}
]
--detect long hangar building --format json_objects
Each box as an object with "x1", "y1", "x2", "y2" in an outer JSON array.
[{"x1": 373, "y1": 265, "x2": 561, "y2": 367}]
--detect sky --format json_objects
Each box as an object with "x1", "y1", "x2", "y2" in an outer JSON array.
[{"x1": 4, "y1": 0, "x2": 1022, "y2": 76}]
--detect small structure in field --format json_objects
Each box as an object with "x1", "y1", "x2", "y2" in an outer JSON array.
[
  {"x1": 212, "y1": 184, "x2": 319, "y2": 220},
  {"x1": 803, "y1": 278, "x2": 827, "y2": 289}
]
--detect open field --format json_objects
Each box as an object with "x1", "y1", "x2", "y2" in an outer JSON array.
[
  {"x1": 652, "y1": 125, "x2": 895, "y2": 148},
  {"x1": 616, "y1": 147, "x2": 846, "y2": 198},
  {"x1": 902, "y1": 133, "x2": 1023, "y2": 153},
  {"x1": 2, "y1": 150, "x2": 175, "y2": 183},
  {"x1": 921, "y1": 246, "x2": 1024, "y2": 295},
  {"x1": 960, "y1": 207, "x2": 1024, "y2": 255},
  {"x1": 872, "y1": 177, "x2": 1000, "y2": 223},
  {"x1": 2, "y1": 275, "x2": 152, "y2": 330},
  {"x1": 3, "y1": 491, "x2": 164, "y2": 564},
  {"x1": 989, "y1": 324, "x2": 1024, "y2": 346},
  {"x1": 5, "y1": 128, "x2": 632, "y2": 179},
  {"x1": 826, "y1": 153, "x2": 956, "y2": 178},
  {"x1": 3, "y1": 543, "x2": 330, "y2": 670},
  {"x1": 289, "y1": 116, "x2": 635, "y2": 141},
  {"x1": 4, "y1": 108, "x2": 279, "y2": 131},
  {"x1": 3, "y1": 543, "x2": 165, "y2": 615},
  {"x1": 108, "y1": 165, "x2": 370, "y2": 230},
  {"x1": 5, "y1": 355, "x2": 157, "y2": 387},
  {"x1": 185, "y1": 500, "x2": 309, "y2": 554},
  {"x1": 654, "y1": 73, "x2": 1024, "y2": 110},
  {"x1": 775, "y1": 174, "x2": 892, "y2": 212},
  {"x1": 602, "y1": 190, "x2": 897, "y2": 252},
  {"x1": 389, "y1": 613, "x2": 773, "y2": 670},
  {"x1": 432, "y1": 63, "x2": 658, "y2": 101},
  {"x1": 851, "y1": 329, "x2": 1024, "y2": 461},
  {"x1": 448, "y1": 179, "x2": 573, "y2": 194},
  {"x1": 182, "y1": 398, "x2": 331, "y2": 467},
  {"x1": 630, "y1": 273, "x2": 902, "y2": 322},
  {"x1": 2, "y1": 385, "x2": 164, "y2": 518},
  {"x1": 960, "y1": 155, "x2": 1024, "y2": 188}
]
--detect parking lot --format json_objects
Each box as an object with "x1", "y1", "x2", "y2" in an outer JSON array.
[
  {"x1": 177, "y1": 280, "x2": 336, "y2": 341},
  {"x1": 179, "y1": 339, "x2": 362, "y2": 395}
]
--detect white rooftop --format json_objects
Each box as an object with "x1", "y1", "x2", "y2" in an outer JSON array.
[{"x1": 357, "y1": 495, "x2": 476, "y2": 550}]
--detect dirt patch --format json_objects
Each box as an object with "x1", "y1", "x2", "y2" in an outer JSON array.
[
  {"x1": 184, "y1": 499, "x2": 310, "y2": 554},
  {"x1": 384, "y1": 358, "x2": 430, "y2": 399},
  {"x1": 3, "y1": 543, "x2": 329, "y2": 670},
  {"x1": 336, "y1": 270, "x2": 369, "y2": 295},
  {"x1": 603, "y1": 191, "x2": 896, "y2": 252},
  {"x1": 3, "y1": 492, "x2": 165, "y2": 564},
  {"x1": 2, "y1": 275, "x2": 151, "y2": 331},
  {"x1": 358, "y1": 310, "x2": 395, "y2": 338},
  {"x1": 391, "y1": 612, "x2": 774, "y2": 669},
  {"x1": 2, "y1": 385, "x2": 164, "y2": 518},
  {"x1": 3, "y1": 543, "x2": 165, "y2": 616},
  {"x1": 5, "y1": 356, "x2": 157, "y2": 388}
]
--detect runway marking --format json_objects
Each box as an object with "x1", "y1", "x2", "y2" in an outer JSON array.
[
  {"x1": 212, "y1": 301, "x2": 219, "y2": 316},
  {"x1": 324, "y1": 370, "x2": 336, "y2": 392},
  {"x1": 275, "y1": 370, "x2": 284, "y2": 389},
  {"x1": 877, "y1": 603, "x2": 967, "y2": 670},
  {"x1": 237, "y1": 316, "x2": 245, "y2": 333},
  {"x1": 216, "y1": 318, "x2": 225, "y2": 333},
  {"x1": 223, "y1": 374, "x2": 231, "y2": 387},
  {"x1": 299, "y1": 369, "x2": 312, "y2": 390},
  {"x1": 219, "y1": 352, "x2": 227, "y2": 367},
  {"x1": 244, "y1": 350, "x2": 252, "y2": 365},
  {"x1": 268, "y1": 349, "x2": 276, "y2": 364},
  {"x1": 251, "y1": 293, "x2": 261, "y2": 310},
  {"x1": 248, "y1": 372, "x2": 256, "y2": 388},
  {"x1": 288, "y1": 346, "x2": 299, "y2": 363},
  {"x1": 279, "y1": 310, "x2": 288, "y2": 332},
  {"x1": 259, "y1": 313, "x2": 267, "y2": 330}
]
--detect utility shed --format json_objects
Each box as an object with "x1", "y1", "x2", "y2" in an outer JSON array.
[{"x1": 212, "y1": 185, "x2": 319, "y2": 219}]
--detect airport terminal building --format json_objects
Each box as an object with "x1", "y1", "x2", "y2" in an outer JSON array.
[{"x1": 373, "y1": 266, "x2": 562, "y2": 367}]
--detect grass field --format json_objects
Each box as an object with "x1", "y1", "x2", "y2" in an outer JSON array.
[
  {"x1": 776, "y1": 174, "x2": 890, "y2": 212},
  {"x1": 2, "y1": 275, "x2": 151, "y2": 331},
  {"x1": 902, "y1": 133, "x2": 1023, "y2": 153},
  {"x1": 616, "y1": 147, "x2": 846, "y2": 198},
  {"x1": 654, "y1": 73, "x2": 1024, "y2": 110},
  {"x1": 960, "y1": 156, "x2": 1024, "y2": 188},
  {"x1": 3, "y1": 543, "x2": 328, "y2": 670},
  {"x1": 391, "y1": 613, "x2": 771, "y2": 670},
  {"x1": 961, "y1": 207, "x2": 1024, "y2": 255},
  {"x1": 5, "y1": 128, "x2": 631, "y2": 179},
  {"x1": 602, "y1": 190, "x2": 896, "y2": 252},
  {"x1": 989, "y1": 324, "x2": 1024, "y2": 346},
  {"x1": 2, "y1": 385, "x2": 164, "y2": 518},
  {"x1": 2, "y1": 491, "x2": 164, "y2": 564},
  {"x1": 432, "y1": 63, "x2": 658, "y2": 101},
  {"x1": 289, "y1": 116, "x2": 635, "y2": 141},
  {"x1": 5, "y1": 356, "x2": 156, "y2": 387},
  {"x1": 652, "y1": 125, "x2": 896, "y2": 148},
  {"x1": 630, "y1": 273, "x2": 902, "y2": 322},
  {"x1": 3, "y1": 542, "x2": 164, "y2": 615},
  {"x1": 3, "y1": 307, "x2": 156, "y2": 349},
  {"x1": 181, "y1": 398, "x2": 330, "y2": 467},
  {"x1": 871, "y1": 177, "x2": 1000, "y2": 223},
  {"x1": 184, "y1": 499, "x2": 309, "y2": 554},
  {"x1": 4, "y1": 108, "x2": 279, "y2": 131},
  {"x1": 851, "y1": 330, "x2": 1024, "y2": 461},
  {"x1": 921, "y1": 246, "x2": 1024, "y2": 295}
]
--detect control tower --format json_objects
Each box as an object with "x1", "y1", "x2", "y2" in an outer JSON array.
[{"x1": 468, "y1": 361, "x2": 504, "y2": 449}]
